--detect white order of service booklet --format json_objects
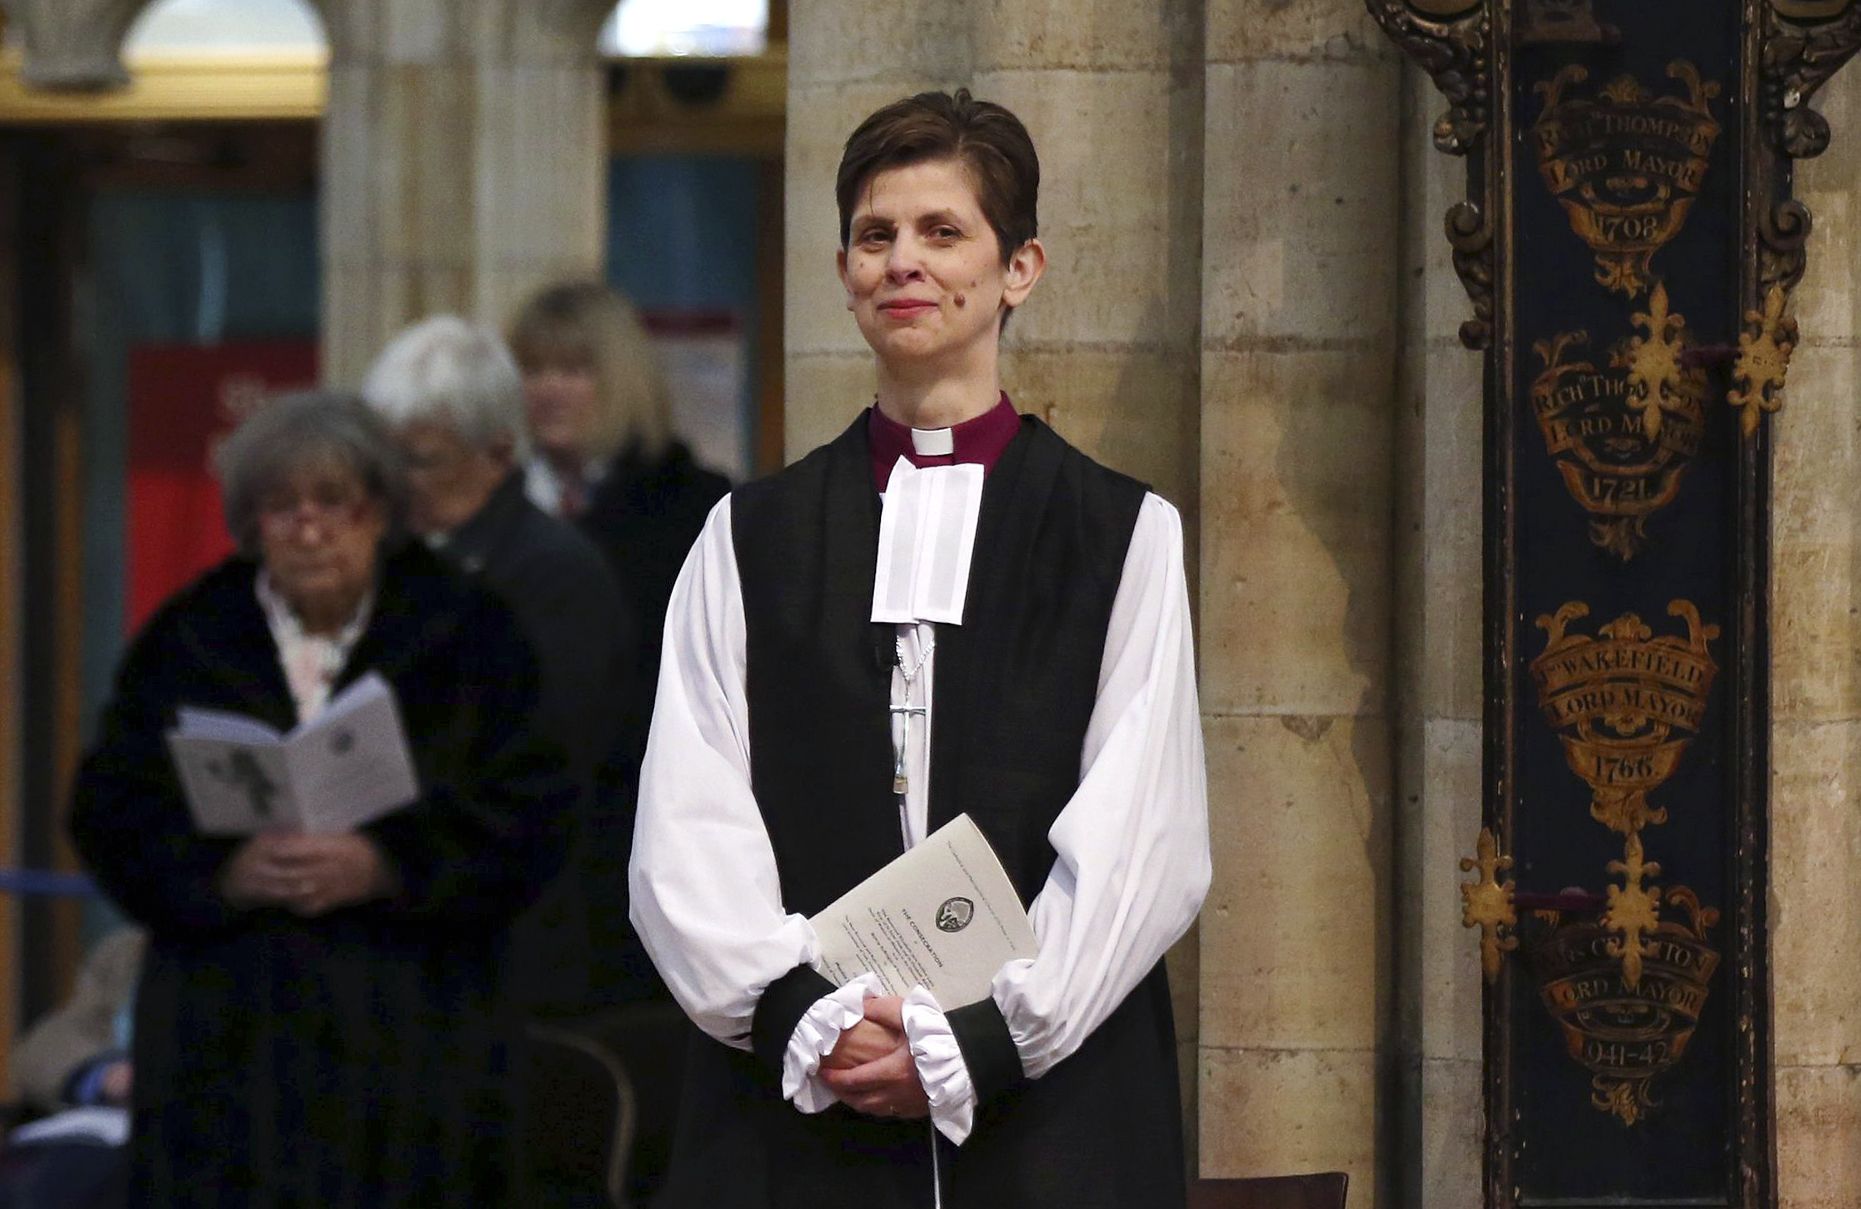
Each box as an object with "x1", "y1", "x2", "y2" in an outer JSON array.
[
  {"x1": 809, "y1": 814, "x2": 1038, "y2": 1004},
  {"x1": 165, "y1": 671, "x2": 419, "y2": 835}
]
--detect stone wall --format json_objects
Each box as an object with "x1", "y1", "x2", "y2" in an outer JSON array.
[
  {"x1": 1771, "y1": 61, "x2": 1861, "y2": 1209},
  {"x1": 1389, "y1": 59, "x2": 1484, "y2": 1209},
  {"x1": 1195, "y1": 0, "x2": 1400, "y2": 1201},
  {"x1": 316, "y1": 0, "x2": 614, "y2": 386}
]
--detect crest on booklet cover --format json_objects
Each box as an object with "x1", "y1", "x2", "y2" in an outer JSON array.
[
  {"x1": 936, "y1": 896, "x2": 974, "y2": 933},
  {"x1": 1533, "y1": 60, "x2": 1722, "y2": 296},
  {"x1": 1531, "y1": 600, "x2": 1720, "y2": 837},
  {"x1": 1528, "y1": 887, "x2": 1721, "y2": 1126}
]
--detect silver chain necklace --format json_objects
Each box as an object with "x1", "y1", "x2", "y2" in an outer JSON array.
[{"x1": 890, "y1": 635, "x2": 936, "y2": 796}]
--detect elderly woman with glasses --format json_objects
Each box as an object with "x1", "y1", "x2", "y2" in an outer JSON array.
[{"x1": 69, "y1": 391, "x2": 573, "y2": 1208}]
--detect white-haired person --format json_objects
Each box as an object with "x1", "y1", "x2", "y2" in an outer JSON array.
[
  {"x1": 362, "y1": 315, "x2": 639, "y2": 1017},
  {"x1": 508, "y1": 283, "x2": 730, "y2": 774}
]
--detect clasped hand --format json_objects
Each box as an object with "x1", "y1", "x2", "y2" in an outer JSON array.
[
  {"x1": 818, "y1": 996, "x2": 931, "y2": 1120},
  {"x1": 221, "y1": 832, "x2": 394, "y2": 917}
]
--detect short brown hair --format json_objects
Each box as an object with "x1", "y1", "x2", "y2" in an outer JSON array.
[
  {"x1": 507, "y1": 281, "x2": 672, "y2": 460},
  {"x1": 836, "y1": 89, "x2": 1039, "y2": 266}
]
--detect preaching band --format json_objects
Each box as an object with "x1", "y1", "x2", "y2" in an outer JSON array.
[{"x1": 59, "y1": 88, "x2": 1211, "y2": 1209}]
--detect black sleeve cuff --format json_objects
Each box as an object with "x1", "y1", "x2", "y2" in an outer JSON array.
[
  {"x1": 750, "y1": 964, "x2": 838, "y2": 1075},
  {"x1": 948, "y1": 996, "x2": 1025, "y2": 1107}
]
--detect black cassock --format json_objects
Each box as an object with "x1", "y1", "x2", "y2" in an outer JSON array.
[
  {"x1": 654, "y1": 415, "x2": 1188, "y2": 1209},
  {"x1": 69, "y1": 545, "x2": 572, "y2": 1208}
]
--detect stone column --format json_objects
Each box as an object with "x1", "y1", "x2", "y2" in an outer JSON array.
[
  {"x1": 1770, "y1": 66, "x2": 1861, "y2": 1209},
  {"x1": 782, "y1": 2, "x2": 970, "y2": 455},
  {"x1": 968, "y1": 0, "x2": 1208, "y2": 1154},
  {"x1": 1196, "y1": 1, "x2": 1401, "y2": 1202},
  {"x1": 1388, "y1": 61, "x2": 1485, "y2": 1209},
  {"x1": 0, "y1": 0, "x2": 144, "y2": 88},
  {"x1": 313, "y1": 0, "x2": 612, "y2": 386},
  {"x1": 970, "y1": 1, "x2": 1204, "y2": 512}
]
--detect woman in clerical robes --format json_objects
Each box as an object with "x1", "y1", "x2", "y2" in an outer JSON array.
[{"x1": 629, "y1": 90, "x2": 1211, "y2": 1209}]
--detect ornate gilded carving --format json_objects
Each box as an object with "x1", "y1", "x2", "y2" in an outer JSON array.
[
  {"x1": 1624, "y1": 284, "x2": 1687, "y2": 440},
  {"x1": 1603, "y1": 833, "x2": 1661, "y2": 988},
  {"x1": 1530, "y1": 886, "x2": 1722, "y2": 1126},
  {"x1": 1364, "y1": 0, "x2": 1489, "y2": 155},
  {"x1": 1531, "y1": 601, "x2": 1721, "y2": 836},
  {"x1": 1758, "y1": 198, "x2": 1812, "y2": 298},
  {"x1": 1730, "y1": 284, "x2": 1799, "y2": 436},
  {"x1": 1529, "y1": 316, "x2": 1706, "y2": 559},
  {"x1": 1532, "y1": 61, "x2": 1723, "y2": 297},
  {"x1": 1460, "y1": 827, "x2": 1518, "y2": 983},
  {"x1": 1524, "y1": 589, "x2": 1727, "y2": 1126},
  {"x1": 1743, "y1": 0, "x2": 1854, "y2": 455},
  {"x1": 1366, "y1": 0, "x2": 1492, "y2": 348},
  {"x1": 1762, "y1": 0, "x2": 1861, "y2": 159}
]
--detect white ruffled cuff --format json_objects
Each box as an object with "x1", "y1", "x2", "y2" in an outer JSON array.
[
  {"x1": 781, "y1": 972, "x2": 886, "y2": 1112},
  {"x1": 902, "y1": 986, "x2": 978, "y2": 1144}
]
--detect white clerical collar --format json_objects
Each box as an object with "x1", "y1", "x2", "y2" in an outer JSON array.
[
  {"x1": 910, "y1": 426, "x2": 955, "y2": 456},
  {"x1": 871, "y1": 457, "x2": 983, "y2": 625}
]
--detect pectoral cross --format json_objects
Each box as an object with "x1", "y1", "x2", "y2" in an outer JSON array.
[{"x1": 889, "y1": 704, "x2": 926, "y2": 796}]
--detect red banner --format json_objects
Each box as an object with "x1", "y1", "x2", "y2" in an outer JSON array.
[{"x1": 125, "y1": 341, "x2": 317, "y2": 634}]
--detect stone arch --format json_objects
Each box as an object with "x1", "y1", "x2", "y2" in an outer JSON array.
[
  {"x1": 590, "y1": 0, "x2": 771, "y2": 56},
  {"x1": 126, "y1": 0, "x2": 327, "y2": 54}
]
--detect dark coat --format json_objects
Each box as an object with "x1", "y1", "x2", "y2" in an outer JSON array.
[
  {"x1": 443, "y1": 472, "x2": 646, "y2": 1012},
  {"x1": 68, "y1": 544, "x2": 573, "y2": 1209},
  {"x1": 578, "y1": 439, "x2": 729, "y2": 773}
]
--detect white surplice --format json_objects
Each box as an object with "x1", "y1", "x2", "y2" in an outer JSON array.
[{"x1": 629, "y1": 477, "x2": 1211, "y2": 1145}]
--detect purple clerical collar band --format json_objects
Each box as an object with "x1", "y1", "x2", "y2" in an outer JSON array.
[{"x1": 868, "y1": 394, "x2": 1020, "y2": 492}]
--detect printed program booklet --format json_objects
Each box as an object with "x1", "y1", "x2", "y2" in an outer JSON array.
[
  {"x1": 809, "y1": 814, "x2": 1037, "y2": 1004},
  {"x1": 165, "y1": 671, "x2": 419, "y2": 835}
]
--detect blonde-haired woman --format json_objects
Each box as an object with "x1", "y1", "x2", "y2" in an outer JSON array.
[{"x1": 509, "y1": 282, "x2": 729, "y2": 767}]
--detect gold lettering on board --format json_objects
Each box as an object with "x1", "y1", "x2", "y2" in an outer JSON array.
[{"x1": 1533, "y1": 61, "x2": 1722, "y2": 296}]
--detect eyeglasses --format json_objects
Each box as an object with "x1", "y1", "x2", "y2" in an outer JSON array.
[{"x1": 256, "y1": 486, "x2": 373, "y2": 536}]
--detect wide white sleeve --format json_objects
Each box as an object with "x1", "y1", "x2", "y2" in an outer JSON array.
[
  {"x1": 628, "y1": 497, "x2": 824, "y2": 1049},
  {"x1": 1001, "y1": 492, "x2": 1210, "y2": 1071}
]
